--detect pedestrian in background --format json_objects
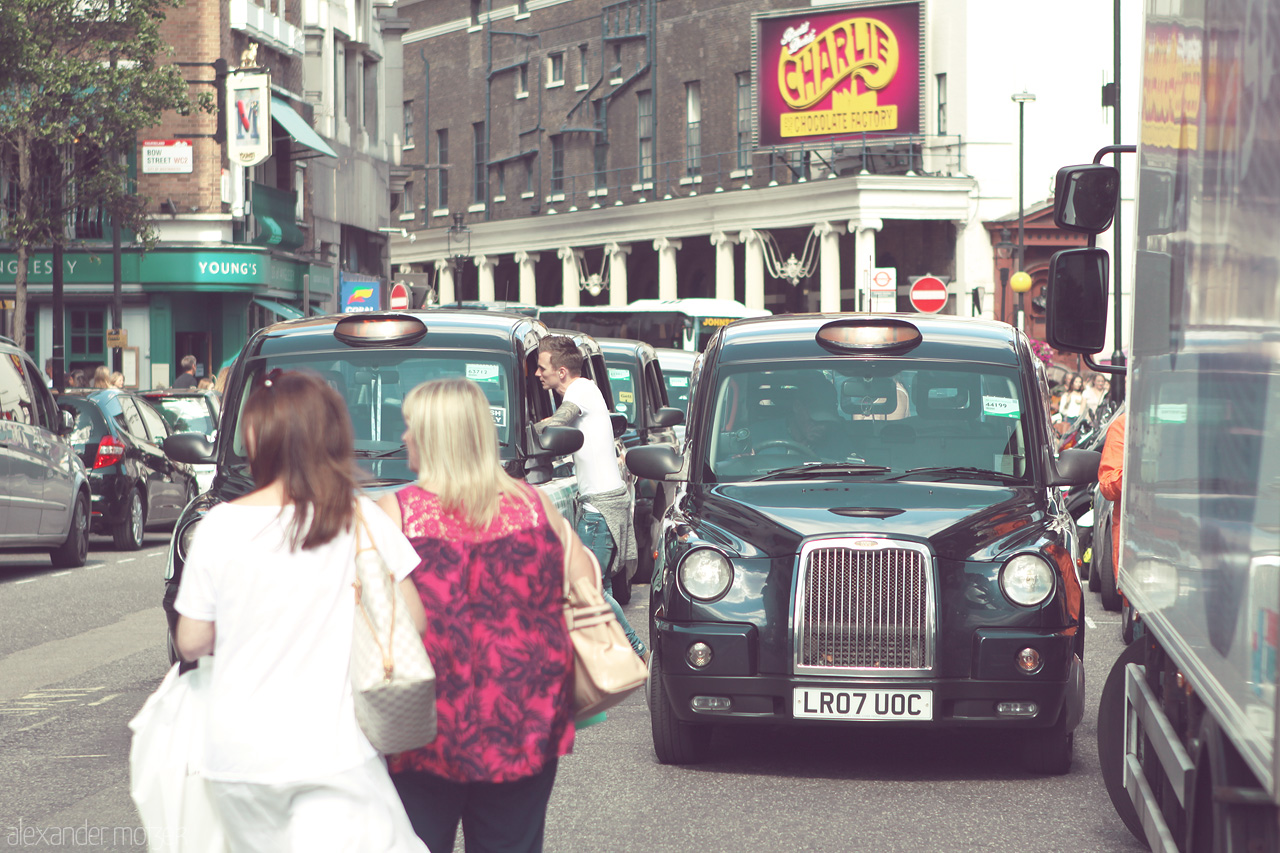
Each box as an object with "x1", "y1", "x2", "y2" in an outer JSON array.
[
  {"x1": 1083, "y1": 373, "x2": 1109, "y2": 420},
  {"x1": 174, "y1": 369, "x2": 427, "y2": 853},
  {"x1": 1059, "y1": 373, "x2": 1086, "y2": 421},
  {"x1": 534, "y1": 335, "x2": 646, "y2": 659},
  {"x1": 91, "y1": 365, "x2": 112, "y2": 388},
  {"x1": 381, "y1": 377, "x2": 581, "y2": 853},
  {"x1": 109, "y1": 371, "x2": 125, "y2": 390},
  {"x1": 174, "y1": 354, "x2": 199, "y2": 388},
  {"x1": 215, "y1": 366, "x2": 231, "y2": 396}
]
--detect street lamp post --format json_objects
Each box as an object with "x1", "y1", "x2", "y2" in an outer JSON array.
[{"x1": 1011, "y1": 91, "x2": 1036, "y2": 333}]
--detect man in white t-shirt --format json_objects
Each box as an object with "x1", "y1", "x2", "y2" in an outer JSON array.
[{"x1": 535, "y1": 335, "x2": 645, "y2": 659}]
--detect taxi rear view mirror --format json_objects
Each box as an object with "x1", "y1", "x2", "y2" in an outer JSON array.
[
  {"x1": 1053, "y1": 165, "x2": 1120, "y2": 234},
  {"x1": 1046, "y1": 248, "x2": 1110, "y2": 354}
]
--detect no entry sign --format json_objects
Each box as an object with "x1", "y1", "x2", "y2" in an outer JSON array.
[
  {"x1": 909, "y1": 276, "x2": 948, "y2": 313},
  {"x1": 389, "y1": 282, "x2": 410, "y2": 310}
]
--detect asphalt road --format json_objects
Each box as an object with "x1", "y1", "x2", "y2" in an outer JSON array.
[{"x1": 0, "y1": 537, "x2": 1147, "y2": 853}]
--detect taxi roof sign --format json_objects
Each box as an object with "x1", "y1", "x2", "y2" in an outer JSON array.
[{"x1": 816, "y1": 319, "x2": 922, "y2": 353}]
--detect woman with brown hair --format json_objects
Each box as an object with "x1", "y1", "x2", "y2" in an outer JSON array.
[
  {"x1": 381, "y1": 377, "x2": 590, "y2": 853},
  {"x1": 174, "y1": 370, "x2": 427, "y2": 852}
]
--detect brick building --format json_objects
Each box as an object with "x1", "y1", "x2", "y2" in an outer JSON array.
[
  {"x1": 388, "y1": 0, "x2": 1132, "y2": 334},
  {"x1": 1, "y1": 0, "x2": 407, "y2": 387}
]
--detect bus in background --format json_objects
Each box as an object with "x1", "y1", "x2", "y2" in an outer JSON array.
[{"x1": 539, "y1": 298, "x2": 769, "y2": 352}]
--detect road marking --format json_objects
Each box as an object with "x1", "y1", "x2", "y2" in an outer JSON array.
[
  {"x1": 1085, "y1": 616, "x2": 1096, "y2": 629},
  {"x1": 51, "y1": 754, "x2": 111, "y2": 759},
  {"x1": 117, "y1": 558, "x2": 136, "y2": 564},
  {"x1": 0, "y1": 608, "x2": 166, "y2": 702},
  {"x1": 14, "y1": 577, "x2": 38, "y2": 585},
  {"x1": 50, "y1": 571, "x2": 72, "y2": 578},
  {"x1": 86, "y1": 693, "x2": 120, "y2": 707}
]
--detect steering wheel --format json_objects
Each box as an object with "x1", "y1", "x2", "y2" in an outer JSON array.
[{"x1": 756, "y1": 439, "x2": 816, "y2": 457}]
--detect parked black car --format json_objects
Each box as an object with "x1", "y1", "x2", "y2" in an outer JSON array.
[
  {"x1": 0, "y1": 336, "x2": 91, "y2": 567},
  {"x1": 597, "y1": 338, "x2": 684, "y2": 588},
  {"x1": 627, "y1": 314, "x2": 1099, "y2": 773},
  {"x1": 57, "y1": 389, "x2": 199, "y2": 550},
  {"x1": 161, "y1": 310, "x2": 587, "y2": 663}
]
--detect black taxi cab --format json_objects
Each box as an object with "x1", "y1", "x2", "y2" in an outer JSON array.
[
  {"x1": 625, "y1": 314, "x2": 1099, "y2": 773},
  {"x1": 160, "y1": 310, "x2": 583, "y2": 660}
]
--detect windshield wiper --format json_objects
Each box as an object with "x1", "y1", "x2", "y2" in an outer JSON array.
[
  {"x1": 753, "y1": 463, "x2": 890, "y2": 481},
  {"x1": 354, "y1": 445, "x2": 408, "y2": 459},
  {"x1": 889, "y1": 466, "x2": 1024, "y2": 484}
]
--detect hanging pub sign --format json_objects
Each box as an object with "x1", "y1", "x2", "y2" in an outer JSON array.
[
  {"x1": 226, "y1": 71, "x2": 271, "y2": 166},
  {"x1": 753, "y1": 2, "x2": 923, "y2": 148}
]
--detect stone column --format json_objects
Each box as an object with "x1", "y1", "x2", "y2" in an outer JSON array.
[
  {"x1": 740, "y1": 229, "x2": 765, "y2": 311},
  {"x1": 606, "y1": 243, "x2": 630, "y2": 307},
  {"x1": 852, "y1": 218, "x2": 883, "y2": 312},
  {"x1": 814, "y1": 222, "x2": 847, "y2": 313},
  {"x1": 434, "y1": 259, "x2": 456, "y2": 306},
  {"x1": 653, "y1": 237, "x2": 682, "y2": 301},
  {"x1": 515, "y1": 251, "x2": 540, "y2": 305},
  {"x1": 557, "y1": 247, "x2": 582, "y2": 307},
  {"x1": 711, "y1": 231, "x2": 737, "y2": 302},
  {"x1": 475, "y1": 254, "x2": 496, "y2": 302}
]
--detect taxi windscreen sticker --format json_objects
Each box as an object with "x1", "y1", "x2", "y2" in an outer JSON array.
[
  {"x1": 619, "y1": 391, "x2": 634, "y2": 403},
  {"x1": 608, "y1": 368, "x2": 630, "y2": 381},
  {"x1": 982, "y1": 396, "x2": 1020, "y2": 418},
  {"x1": 489, "y1": 406, "x2": 507, "y2": 428},
  {"x1": 467, "y1": 363, "x2": 500, "y2": 381}
]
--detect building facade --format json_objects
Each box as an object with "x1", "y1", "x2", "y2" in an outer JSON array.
[
  {"x1": 389, "y1": 0, "x2": 1137, "y2": 348},
  {"x1": 0, "y1": 0, "x2": 406, "y2": 387}
]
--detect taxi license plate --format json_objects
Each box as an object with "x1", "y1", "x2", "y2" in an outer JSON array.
[{"x1": 793, "y1": 687, "x2": 933, "y2": 721}]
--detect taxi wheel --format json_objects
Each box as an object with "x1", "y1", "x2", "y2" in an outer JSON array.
[
  {"x1": 1020, "y1": 707, "x2": 1074, "y2": 775},
  {"x1": 1096, "y1": 523, "x2": 1122, "y2": 612},
  {"x1": 650, "y1": 649, "x2": 712, "y2": 765},
  {"x1": 113, "y1": 488, "x2": 146, "y2": 551},
  {"x1": 1087, "y1": 548, "x2": 1102, "y2": 592}
]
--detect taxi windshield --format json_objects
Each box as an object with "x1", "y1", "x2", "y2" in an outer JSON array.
[
  {"x1": 226, "y1": 351, "x2": 515, "y2": 481},
  {"x1": 705, "y1": 362, "x2": 1029, "y2": 483}
]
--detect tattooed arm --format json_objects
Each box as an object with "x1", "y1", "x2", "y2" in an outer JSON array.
[{"x1": 535, "y1": 400, "x2": 582, "y2": 434}]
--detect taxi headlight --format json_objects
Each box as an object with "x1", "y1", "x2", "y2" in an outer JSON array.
[
  {"x1": 678, "y1": 548, "x2": 733, "y2": 601},
  {"x1": 1000, "y1": 554, "x2": 1055, "y2": 607}
]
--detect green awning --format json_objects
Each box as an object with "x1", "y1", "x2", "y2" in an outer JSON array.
[
  {"x1": 271, "y1": 97, "x2": 338, "y2": 158},
  {"x1": 252, "y1": 297, "x2": 304, "y2": 321}
]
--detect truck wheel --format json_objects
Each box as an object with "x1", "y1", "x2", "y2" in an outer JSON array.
[
  {"x1": 1019, "y1": 707, "x2": 1074, "y2": 775},
  {"x1": 650, "y1": 648, "x2": 712, "y2": 765},
  {"x1": 1097, "y1": 641, "x2": 1147, "y2": 844},
  {"x1": 1120, "y1": 601, "x2": 1137, "y2": 645}
]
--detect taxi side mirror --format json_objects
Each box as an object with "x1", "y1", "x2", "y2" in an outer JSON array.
[
  {"x1": 1048, "y1": 448, "x2": 1103, "y2": 487},
  {"x1": 652, "y1": 406, "x2": 684, "y2": 428},
  {"x1": 164, "y1": 432, "x2": 216, "y2": 465},
  {"x1": 627, "y1": 444, "x2": 683, "y2": 481},
  {"x1": 532, "y1": 425, "x2": 583, "y2": 456},
  {"x1": 610, "y1": 412, "x2": 627, "y2": 439}
]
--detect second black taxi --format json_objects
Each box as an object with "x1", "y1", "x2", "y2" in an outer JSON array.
[{"x1": 626, "y1": 314, "x2": 1099, "y2": 774}]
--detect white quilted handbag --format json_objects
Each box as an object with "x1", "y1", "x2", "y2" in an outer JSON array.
[{"x1": 350, "y1": 508, "x2": 437, "y2": 754}]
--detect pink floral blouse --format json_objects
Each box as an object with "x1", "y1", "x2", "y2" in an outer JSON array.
[{"x1": 387, "y1": 484, "x2": 575, "y2": 783}]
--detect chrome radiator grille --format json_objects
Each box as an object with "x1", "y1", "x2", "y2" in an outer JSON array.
[{"x1": 795, "y1": 541, "x2": 934, "y2": 673}]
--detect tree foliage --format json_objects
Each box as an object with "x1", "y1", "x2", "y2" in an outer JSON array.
[{"x1": 0, "y1": 0, "x2": 213, "y2": 349}]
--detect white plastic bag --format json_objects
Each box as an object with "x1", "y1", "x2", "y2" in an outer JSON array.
[{"x1": 128, "y1": 660, "x2": 228, "y2": 853}]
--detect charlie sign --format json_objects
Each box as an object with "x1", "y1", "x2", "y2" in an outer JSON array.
[{"x1": 753, "y1": 2, "x2": 923, "y2": 147}]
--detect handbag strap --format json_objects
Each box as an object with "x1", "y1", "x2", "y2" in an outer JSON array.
[{"x1": 353, "y1": 504, "x2": 396, "y2": 680}]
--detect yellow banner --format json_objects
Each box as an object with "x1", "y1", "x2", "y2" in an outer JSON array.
[{"x1": 781, "y1": 105, "x2": 898, "y2": 137}]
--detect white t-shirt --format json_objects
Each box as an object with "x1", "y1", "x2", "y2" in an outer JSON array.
[
  {"x1": 562, "y1": 375, "x2": 624, "y2": 498},
  {"x1": 174, "y1": 495, "x2": 421, "y2": 783}
]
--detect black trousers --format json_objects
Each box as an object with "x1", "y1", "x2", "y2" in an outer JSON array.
[{"x1": 390, "y1": 760, "x2": 558, "y2": 853}]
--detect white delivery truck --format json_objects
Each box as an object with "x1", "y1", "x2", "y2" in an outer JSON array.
[{"x1": 1042, "y1": 1, "x2": 1280, "y2": 849}]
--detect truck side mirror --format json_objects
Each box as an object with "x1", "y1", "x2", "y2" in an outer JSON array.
[
  {"x1": 1053, "y1": 164, "x2": 1120, "y2": 234},
  {"x1": 1046, "y1": 248, "x2": 1110, "y2": 354}
]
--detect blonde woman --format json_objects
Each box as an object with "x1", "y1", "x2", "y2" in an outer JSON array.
[
  {"x1": 91, "y1": 365, "x2": 112, "y2": 388},
  {"x1": 379, "y1": 378, "x2": 590, "y2": 853},
  {"x1": 109, "y1": 371, "x2": 125, "y2": 390}
]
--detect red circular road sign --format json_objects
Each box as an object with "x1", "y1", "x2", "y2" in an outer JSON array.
[
  {"x1": 389, "y1": 282, "x2": 410, "y2": 310},
  {"x1": 909, "y1": 276, "x2": 948, "y2": 313}
]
